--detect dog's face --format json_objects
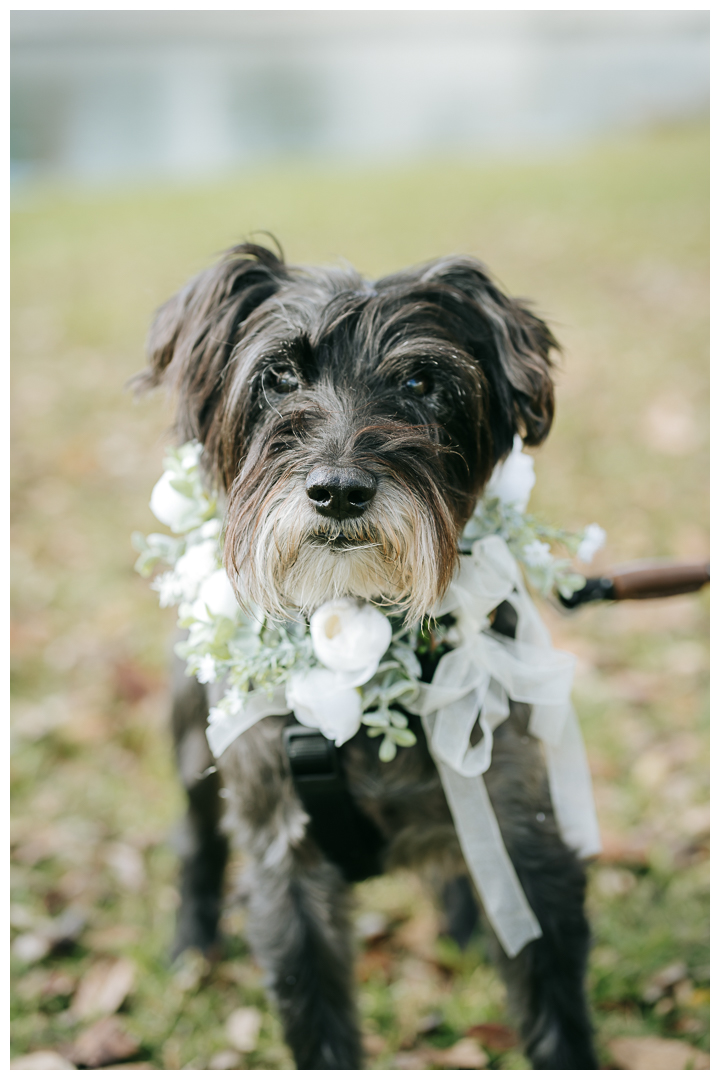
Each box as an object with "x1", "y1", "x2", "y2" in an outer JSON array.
[{"x1": 140, "y1": 244, "x2": 556, "y2": 623}]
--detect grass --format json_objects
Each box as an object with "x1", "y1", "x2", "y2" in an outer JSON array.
[{"x1": 11, "y1": 121, "x2": 709, "y2": 1068}]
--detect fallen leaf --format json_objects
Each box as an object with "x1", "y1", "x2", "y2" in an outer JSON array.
[
  {"x1": 393, "y1": 912, "x2": 439, "y2": 959},
  {"x1": 674, "y1": 1017, "x2": 704, "y2": 1036},
  {"x1": 103, "y1": 843, "x2": 146, "y2": 892},
  {"x1": 465, "y1": 1022, "x2": 518, "y2": 1052},
  {"x1": 209, "y1": 1049, "x2": 242, "y2": 1069},
  {"x1": 12, "y1": 932, "x2": 52, "y2": 964},
  {"x1": 631, "y1": 747, "x2": 673, "y2": 789},
  {"x1": 10, "y1": 904, "x2": 38, "y2": 930},
  {"x1": 608, "y1": 1035, "x2": 709, "y2": 1070},
  {"x1": 594, "y1": 867, "x2": 637, "y2": 899},
  {"x1": 610, "y1": 671, "x2": 663, "y2": 707},
  {"x1": 395, "y1": 1049, "x2": 431, "y2": 1069},
  {"x1": 69, "y1": 1017, "x2": 140, "y2": 1068},
  {"x1": 356, "y1": 945, "x2": 395, "y2": 982},
  {"x1": 13, "y1": 821, "x2": 100, "y2": 868},
  {"x1": 355, "y1": 910, "x2": 390, "y2": 943},
  {"x1": 362, "y1": 1032, "x2": 388, "y2": 1056},
  {"x1": 416, "y1": 1011, "x2": 444, "y2": 1035},
  {"x1": 430, "y1": 1038, "x2": 489, "y2": 1069},
  {"x1": 679, "y1": 804, "x2": 710, "y2": 839},
  {"x1": 213, "y1": 960, "x2": 262, "y2": 988},
  {"x1": 17, "y1": 968, "x2": 77, "y2": 1002},
  {"x1": 642, "y1": 961, "x2": 689, "y2": 1003},
  {"x1": 597, "y1": 830, "x2": 648, "y2": 866},
  {"x1": 161, "y1": 1040, "x2": 181, "y2": 1070},
  {"x1": 171, "y1": 948, "x2": 211, "y2": 993},
  {"x1": 113, "y1": 660, "x2": 154, "y2": 703},
  {"x1": 71, "y1": 957, "x2": 136, "y2": 1019},
  {"x1": 48, "y1": 908, "x2": 87, "y2": 946},
  {"x1": 225, "y1": 1006, "x2": 262, "y2": 1053},
  {"x1": 11, "y1": 1050, "x2": 76, "y2": 1069},
  {"x1": 394, "y1": 1038, "x2": 492, "y2": 1070},
  {"x1": 85, "y1": 926, "x2": 140, "y2": 951}
]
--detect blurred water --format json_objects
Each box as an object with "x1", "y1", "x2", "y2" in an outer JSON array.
[{"x1": 11, "y1": 10, "x2": 709, "y2": 184}]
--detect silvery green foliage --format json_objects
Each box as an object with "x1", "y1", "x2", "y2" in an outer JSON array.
[{"x1": 461, "y1": 496, "x2": 588, "y2": 599}]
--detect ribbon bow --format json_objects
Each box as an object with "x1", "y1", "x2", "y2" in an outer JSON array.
[{"x1": 408, "y1": 535, "x2": 600, "y2": 956}]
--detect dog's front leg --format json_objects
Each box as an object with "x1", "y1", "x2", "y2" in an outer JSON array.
[
  {"x1": 170, "y1": 659, "x2": 229, "y2": 959},
  {"x1": 220, "y1": 718, "x2": 363, "y2": 1070},
  {"x1": 484, "y1": 704, "x2": 598, "y2": 1070}
]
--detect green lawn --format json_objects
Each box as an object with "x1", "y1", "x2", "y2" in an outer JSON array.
[{"x1": 11, "y1": 122, "x2": 708, "y2": 1068}]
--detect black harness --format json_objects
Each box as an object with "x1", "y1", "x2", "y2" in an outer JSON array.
[{"x1": 282, "y1": 724, "x2": 386, "y2": 882}]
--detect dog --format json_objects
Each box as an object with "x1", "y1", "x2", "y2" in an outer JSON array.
[{"x1": 135, "y1": 242, "x2": 597, "y2": 1069}]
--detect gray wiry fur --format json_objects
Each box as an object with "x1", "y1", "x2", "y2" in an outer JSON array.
[{"x1": 143, "y1": 244, "x2": 597, "y2": 1069}]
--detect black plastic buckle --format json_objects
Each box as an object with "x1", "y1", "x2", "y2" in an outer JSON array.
[
  {"x1": 558, "y1": 576, "x2": 615, "y2": 609},
  {"x1": 282, "y1": 724, "x2": 345, "y2": 798}
]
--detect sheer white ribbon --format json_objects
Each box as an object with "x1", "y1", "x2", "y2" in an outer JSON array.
[{"x1": 205, "y1": 534, "x2": 600, "y2": 958}]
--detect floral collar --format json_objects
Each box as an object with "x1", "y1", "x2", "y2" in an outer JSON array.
[{"x1": 133, "y1": 437, "x2": 604, "y2": 761}]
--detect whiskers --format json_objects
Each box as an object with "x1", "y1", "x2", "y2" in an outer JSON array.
[{"x1": 226, "y1": 472, "x2": 458, "y2": 627}]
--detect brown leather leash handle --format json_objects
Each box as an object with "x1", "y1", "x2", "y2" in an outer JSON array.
[
  {"x1": 559, "y1": 562, "x2": 710, "y2": 609},
  {"x1": 610, "y1": 562, "x2": 710, "y2": 601}
]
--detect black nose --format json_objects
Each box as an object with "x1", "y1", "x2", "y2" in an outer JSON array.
[{"x1": 305, "y1": 465, "x2": 377, "y2": 520}]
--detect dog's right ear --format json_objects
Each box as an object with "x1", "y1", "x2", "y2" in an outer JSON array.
[{"x1": 133, "y1": 243, "x2": 286, "y2": 446}]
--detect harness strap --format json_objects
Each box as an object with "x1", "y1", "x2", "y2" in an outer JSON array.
[{"x1": 282, "y1": 724, "x2": 386, "y2": 882}]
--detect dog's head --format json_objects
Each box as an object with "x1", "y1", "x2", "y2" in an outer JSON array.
[{"x1": 138, "y1": 243, "x2": 557, "y2": 623}]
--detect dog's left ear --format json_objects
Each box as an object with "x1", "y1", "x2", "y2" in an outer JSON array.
[
  {"x1": 132, "y1": 243, "x2": 287, "y2": 450},
  {"x1": 422, "y1": 257, "x2": 558, "y2": 459}
]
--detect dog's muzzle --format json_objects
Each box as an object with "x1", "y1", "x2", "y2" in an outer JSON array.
[{"x1": 305, "y1": 465, "x2": 377, "y2": 521}]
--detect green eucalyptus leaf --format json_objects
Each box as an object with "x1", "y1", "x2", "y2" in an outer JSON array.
[
  {"x1": 379, "y1": 736, "x2": 398, "y2": 762},
  {"x1": 388, "y1": 728, "x2": 417, "y2": 747}
]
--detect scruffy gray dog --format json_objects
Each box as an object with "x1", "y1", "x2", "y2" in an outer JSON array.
[{"x1": 136, "y1": 243, "x2": 597, "y2": 1069}]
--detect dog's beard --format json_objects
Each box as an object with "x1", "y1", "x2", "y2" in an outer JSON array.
[{"x1": 226, "y1": 478, "x2": 458, "y2": 625}]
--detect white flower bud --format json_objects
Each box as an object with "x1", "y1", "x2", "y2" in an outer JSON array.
[
  {"x1": 192, "y1": 568, "x2": 240, "y2": 622},
  {"x1": 522, "y1": 540, "x2": 554, "y2": 569},
  {"x1": 485, "y1": 435, "x2": 536, "y2": 512},
  {"x1": 178, "y1": 441, "x2": 203, "y2": 470},
  {"x1": 577, "y1": 523, "x2": 606, "y2": 564},
  {"x1": 174, "y1": 540, "x2": 219, "y2": 602},
  {"x1": 150, "y1": 472, "x2": 199, "y2": 532},
  {"x1": 286, "y1": 668, "x2": 362, "y2": 746},
  {"x1": 310, "y1": 598, "x2": 392, "y2": 685}
]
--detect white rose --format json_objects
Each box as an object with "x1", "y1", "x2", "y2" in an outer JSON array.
[
  {"x1": 577, "y1": 523, "x2": 606, "y2": 564},
  {"x1": 174, "y1": 540, "x2": 219, "y2": 601},
  {"x1": 310, "y1": 598, "x2": 392, "y2": 686},
  {"x1": 485, "y1": 434, "x2": 536, "y2": 511},
  {"x1": 286, "y1": 668, "x2": 362, "y2": 746},
  {"x1": 192, "y1": 568, "x2": 240, "y2": 622},
  {"x1": 150, "y1": 471, "x2": 199, "y2": 532},
  {"x1": 178, "y1": 441, "x2": 203, "y2": 470},
  {"x1": 522, "y1": 539, "x2": 554, "y2": 569}
]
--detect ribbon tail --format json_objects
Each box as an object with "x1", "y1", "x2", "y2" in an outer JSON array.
[
  {"x1": 206, "y1": 687, "x2": 291, "y2": 758},
  {"x1": 542, "y1": 704, "x2": 602, "y2": 859},
  {"x1": 422, "y1": 716, "x2": 542, "y2": 959}
]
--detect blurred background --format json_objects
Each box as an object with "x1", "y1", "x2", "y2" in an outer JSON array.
[
  {"x1": 11, "y1": 10, "x2": 709, "y2": 1071},
  {"x1": 11, "y1": 10, "x2": 710, "y2": 181}
]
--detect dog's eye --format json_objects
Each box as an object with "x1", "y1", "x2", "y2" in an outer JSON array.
[
  {"x1": 405, "y1": 373, "x2": 433, "y2": 397},
  {"x1": 267, "y1": 368, "x2": 299, "y2": 395}
]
